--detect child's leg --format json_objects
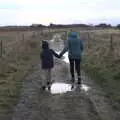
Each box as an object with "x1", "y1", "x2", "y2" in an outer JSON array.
[
  {"x1": 47, "y1": 69, "x2": 51, "y2": 85},
  {"x1": 41, "y1": 69, "x2": 48, "y2": 90},
  {"x1": 46, "y1": 69, "x2": 51, "y2": 90}
]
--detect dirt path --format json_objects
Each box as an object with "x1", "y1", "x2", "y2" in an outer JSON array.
[{"x1": 12, "y1": 33, "x2": 119, "y2": 120}]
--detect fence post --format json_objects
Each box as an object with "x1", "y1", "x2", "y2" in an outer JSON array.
[
  {"x1": 0, "y1": 40, "x2": 2, "y2": 57},
  {"x1": 22, "y1": 34, "x2": 24, "y2": 42},
  {"x1": 87, "y1": 33, "x2": 90, "y2": 49},
  {"x1": 110, "y1": 34, "x2": 115, "y2": 58},
  {"x1": 110, "y1": 34, "x2": 114, "y2": 51}
]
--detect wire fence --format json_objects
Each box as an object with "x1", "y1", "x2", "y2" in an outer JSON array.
[
  {"x1": 0, "y1": 31, "x2": 40, "y2": 59},
  {"x1": 80, "y1": 32, "x2": 120, "y2": 61}
]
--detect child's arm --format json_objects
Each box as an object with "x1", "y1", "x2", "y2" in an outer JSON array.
[
  {"x1": 59, "y1": 40, "x2": 68, "y2": 58},
  {"x1": 51, "y1": 49, "x2": 60, "y2": 58}
]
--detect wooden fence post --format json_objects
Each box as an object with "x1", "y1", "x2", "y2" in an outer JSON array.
[
  {"x1": 87, "y1": 33, "x2": 90, "y2": 49},
  {"x1": 0, "y1": 40, "x2": 2, "y2": 57},
  {"x1": 110, "y1": 34, "x2": 114, "y2": 51},
  {"x1": 110, "y1": 34, "x2": 115, "y2": 58},
  {"x1": 22, "y1": 34, "x2": 24, "y2": 42}
]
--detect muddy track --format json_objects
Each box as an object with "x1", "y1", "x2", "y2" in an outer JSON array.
[
  {"x1": 12, "y1": 33, "x2": 119, "y2": 120},
  {"x1": 12, "y1": 61, "x2": 101, "y2": 120}
]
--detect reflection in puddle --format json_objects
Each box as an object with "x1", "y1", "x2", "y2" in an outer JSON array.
[
  {"x1": 81, "y1": 84, "x2": 90, "y2": 92},
  {"x1": 50, "y1": 83, "x2": 90, "y2": 94},
  {"x1": 51, "y1": 83, "x2": 72, "y2": 94},
  {"x1": 50, "y1": 39, "x2": 55, "y2": 42}
]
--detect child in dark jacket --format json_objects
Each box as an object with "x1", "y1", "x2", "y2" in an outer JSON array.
[{"x1": 40, "y1": 41, "x2": 60, "y2": 91}]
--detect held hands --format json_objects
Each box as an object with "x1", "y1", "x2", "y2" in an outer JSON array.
[
  {"x1": 56, "y1": 51, "x2": 64, "y2": 59},
  {"x1": 61, "y1": 56, "x2": 65, "y2": 59},
  {"x1": 58, "y1": 53, "x2": 65, "y2": 59},
  {"x1": 58, "y1": 53, "x2": 62, "y2": 58}
]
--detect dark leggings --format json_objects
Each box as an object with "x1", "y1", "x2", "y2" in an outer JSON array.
[{"x1": 69, "y1": 58, "x2": 81, "y2": 79}]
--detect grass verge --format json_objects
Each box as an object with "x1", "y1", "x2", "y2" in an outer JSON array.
[
  {"x1": 82, "y1": 53, "x2": 120, "y2": 111},
  {"x1": 0, "y1": 35, "x2": 41, "y2": 119}
]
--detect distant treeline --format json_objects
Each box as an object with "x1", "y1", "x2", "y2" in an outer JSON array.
[{"x1": 0, "y1": 23, "x2": 119, "y2": 31}]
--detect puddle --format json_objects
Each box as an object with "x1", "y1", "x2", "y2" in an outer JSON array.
[
  {"x1": 50, "y1": 82, "x2": 90, "y2": 94},
  {"x1": 50, "y1": 39, "x2": 55, "y2": 42},
  {"x1": 50, "y1": 83, "x2": 72, "y2": 94},
  {"x1": 81, "y1": 84, "x2": 90, "y2": 92},
  {"x1": 50, "y1": 34, "x2": 61, "y2": 43}
]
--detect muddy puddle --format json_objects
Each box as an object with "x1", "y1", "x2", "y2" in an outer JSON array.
[
  {"x1": 50, "y1": 83, "x2": 71, "y2": 94},
  {"x1": 48, "y1": 82, "x2": 90, "y2": 94}
]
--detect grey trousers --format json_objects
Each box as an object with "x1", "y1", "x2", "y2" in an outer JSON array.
[{"x1": 42, "y1": 69, "x2": 51, "y2": 86}]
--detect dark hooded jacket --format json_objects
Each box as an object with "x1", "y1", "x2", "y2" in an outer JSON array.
[{"x1": 40, "y1": 41, "x2": 59, "y2": 69}]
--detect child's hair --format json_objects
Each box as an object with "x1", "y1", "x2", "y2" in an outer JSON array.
[{"x1": 42, "y1": 41, "x2": 49, "y2": 49}]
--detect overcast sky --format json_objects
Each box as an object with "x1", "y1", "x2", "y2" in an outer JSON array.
[{"x1": 0, "y1": 0, "x2": 120, "y2": 26}]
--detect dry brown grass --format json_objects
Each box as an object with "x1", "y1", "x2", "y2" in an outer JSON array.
[
  {"x1": 0, "y1": 30, "x2": 45, "y2": 118},
  {"x1": 0, "y1": 29, "x2": 56, "y2": 118},
  {"x1": 80, "y1": 30, "x2": 120, "y2": 110}
]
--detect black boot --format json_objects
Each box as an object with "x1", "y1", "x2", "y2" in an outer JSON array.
[
  {"x1": 41, "y1": 85, "x2": 46, "y2": 90},
  {"x1": 47, "y1": 82, "x2": 51, "y2": 91},
  {"x1": 77, "y1": 76, "x2": 81, "y2": 85},
  {"x1": 71, "y1": 77, "x2": 75, "y2": 83},
  {"x1": 71, "y1": 77, "x2": 75, "y2": 90},
  {"x1": 48, "y1": 86, "x2": 51, "y2": 91}
]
